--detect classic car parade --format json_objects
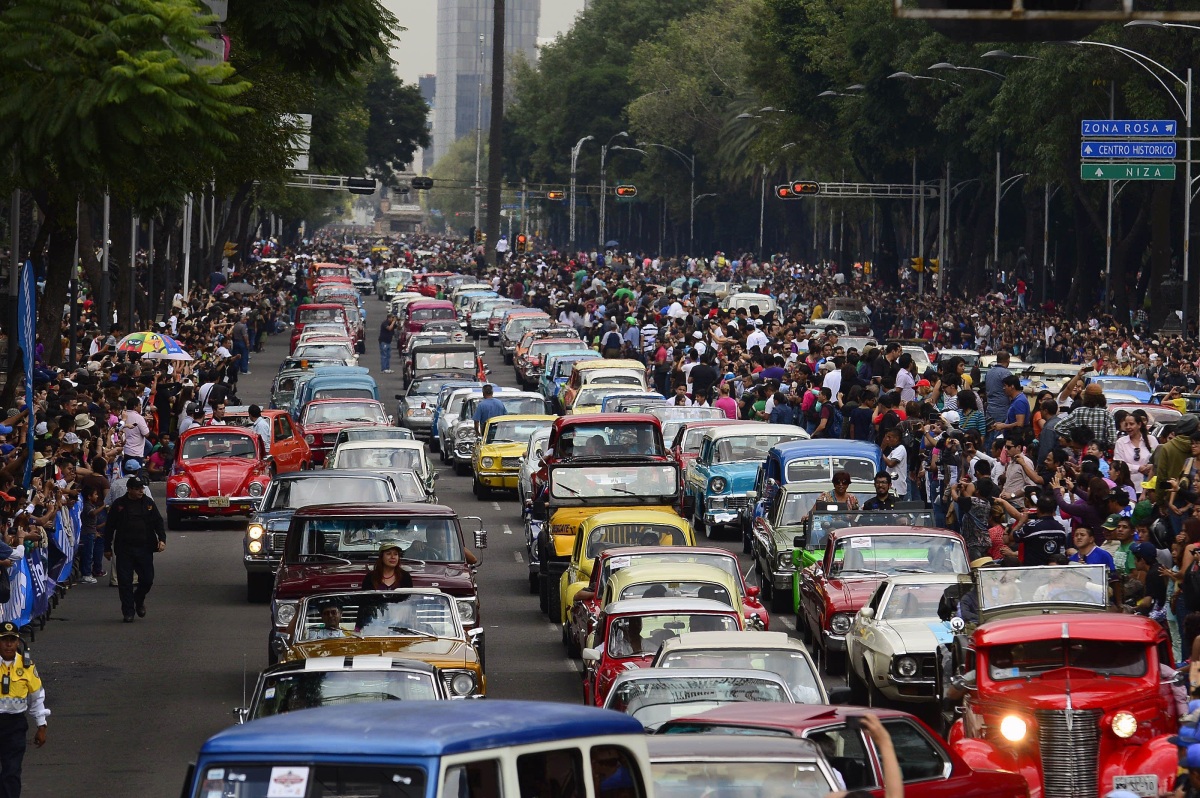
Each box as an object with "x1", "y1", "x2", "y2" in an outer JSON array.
[
  {"x1": 471, "y1": 414, "x2": 556, "y2": 498},
  {"x1": 166, "y1": 426, "x2": 274, "y2": 529},
  {"x1": 602, "y1": 668, "x2": 796, "y2": 730},
  {"x1": 538, "y1": 350, "x2": 601, "y2": 411},
  {"x1": 297, "y1": 398, "x2": 391, "y2": 466},
  {"x1": 445, "y1": 390, "x2": 546, "y2": 473},
  {"x1": 206, "y1": 406, "x2": 312, "y2": 473}
]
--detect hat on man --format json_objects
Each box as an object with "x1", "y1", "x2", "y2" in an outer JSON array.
[
  {"x1": 1176, "y1": 415, "x2": 1200, "y2": 437},
  {"x1": 1130, "y1": 541, "x2": 1159, "y2": 566},
  {"x1": 32, "y1": 455, "x2": 49, "y2": 469},
  {"x1": 753, "y1": 318, "x2": 764, "y2": 327},
  {"x1": 74, "y1": 412, "x2": 95, "y2": 431},
  {"x1": 86, "y1": 360, "x2": 102, "y2": 372},
  {"x1": 969, "y1": 556, "x2": 994, "y2": 569},
  {"x1": 941, "y1": 410, "x2": 961, "y2": 426},
  {"x1": 126, "y1": 476, "x2": 146, "y2": 490},
  {"x1": 1102, "y1": 513, "x2": 1123, "y2": 530},
  {"x1": 693, "y1": 331, "x2": 703, "y2": 340},
  {"x1": 62, "y1": 432, "x2": 82, "y2": 446},
  {"x1": 124, "y1": 458, "x2": 143, "y2": 472},
  {"x1": 0, "y1": 623, "x2": 20, "y2": 640},
  {"x1": 915, "y1": 379, "x2": 932, "y2": 389},
  {"x1": 34, "y1": 422, "x2": 47, "y2": 436}
]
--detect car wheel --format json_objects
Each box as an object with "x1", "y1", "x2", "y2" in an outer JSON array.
[
  {"x1": 166, "y1": 506, "x2": 183, "y2": 530},
  {"x1": 769, "y1": 582, "x2": 792, "y2": 615},
  {"x1": 455, "y1": 460, "x2": 470, "y2": 477},
  {"x1": 246, "y1": 573, "x2": 273, "y2": 603},
  {"x1": 529, "y1": 571, "x2": 540, "y2": 595},
  {"x1": 473, "y1": 476, "x2": 490, "y2": 499},
  {"x1": 821, "y1": 641, "x2": 845, "y2": 676},
  {"x1": 548, "y1": 579, "x2": 562, "y2": 623},
  {"x1": 503, "y1": 352, "x2": 513, "y2": 365}
]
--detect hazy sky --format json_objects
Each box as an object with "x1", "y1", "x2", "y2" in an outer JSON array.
[{"x1": 385, "y1": 0, "x2": 587, "y2": 86}]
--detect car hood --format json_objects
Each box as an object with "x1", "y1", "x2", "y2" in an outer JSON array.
[
  {"x1": 290, "y1": 637, "x2": 474, "y2": 663},
  {"x1": 823, "y1": 576, "x2": 884, "y2": 612},
  {"x1": 477, "y1": 442, "x2": 529, "y2": 458},
  {"x1": 708, "y1": 463, "x2": 759, "y2": 493},
  {"x1": 981, "y1": 671, "x2": 1154, "y2": 712},
  {"x1": 771, "y1": 524, "x2": 804, "y2": 551},
  {"x1": 304, "y1": 421, "x2": 373, "y2": 435},
  {"x1": 251, "y1": 509, "x2": 296, "y2": 530},
  {"x1": 875, "y1": 618, "x2": 955, "y2": 654},
  {"x1": 180, "y1": 460, "x2": 260, "y2": 496},
  {"x1": 275, "y1": 562, "x2": 476, "y2": 598}
]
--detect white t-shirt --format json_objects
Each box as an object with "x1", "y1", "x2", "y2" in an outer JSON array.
[{"x1": 886, "y1": 444, "x2": 908, "y2": 496}]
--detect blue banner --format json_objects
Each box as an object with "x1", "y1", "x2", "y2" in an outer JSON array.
[
  {"x1": 17, "y1": 259, "x2": 34, "y2": 489},
  {"x1": 28, "y1": 548, "x2": 49, "y2": 621},
  {"x1": 0, "y1": 496, "x2": 82, "y2": 627},
  {"x1": 2, "y1": 556, "x2": 32, "y2": 629}
]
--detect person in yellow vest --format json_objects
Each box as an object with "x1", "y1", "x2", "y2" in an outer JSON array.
[{"x1": 0, "y1": 622, "x2": 48, "y2": 797}]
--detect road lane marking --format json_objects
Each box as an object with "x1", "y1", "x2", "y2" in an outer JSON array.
[
  {"x1": 502, "y1": 524, "x2": 513, "y2": 535},
  {"x1": 491, "y1": 501, "x2": 502, "y2": 511},
  {"x1": 513, "y1": 551, "x2": 524, "y2": 563},
  {"x1": 778, "y1": 616, "x2": 796, "y2": 631},
  {"x1": 567, "y1": 658, "x2": 582, "y2": 674}
]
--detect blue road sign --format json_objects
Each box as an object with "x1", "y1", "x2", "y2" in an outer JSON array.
[
  {"x1": 1080, "y1": 119, "x2": 1177, "y2": 137},
  {"x1": 1081, "y1": 140, "x2": 1177, "y2": 159}
]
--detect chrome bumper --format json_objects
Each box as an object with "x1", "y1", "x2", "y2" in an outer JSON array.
[{"x1": 822, "y1": 630, "x2": 847, "y2": 653}]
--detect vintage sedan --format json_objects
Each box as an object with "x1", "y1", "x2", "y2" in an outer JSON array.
[
  {"x1": 556, "y1": 510, "x2": 695, "y2": 644},
  {"x1": 399, "y1": 375, "x2": 475, "y2": 441},
  {"x1": 328, "y1": 439, "x2": 437, "y2": 497},
  {"x1": 243, "y1": 470, "x2": 398, "y2": 603},
  {"x1": 846, "y1": 573, "x2": 962, "y2": 707},
  {"x1": 445, "y1": 390, "x2": 546, "y2": 473},
  {"x1": 517, "y1": 427, "x2": 551, "y2": 511},
  {"x1": 472, "y1": 414, "x2": 556, "y2": 498},
  {"x1": 292, "y1": 341, "x2": 357, "y2": 368},
  {"x1": 328, "y1": 425, "x2": 414, "y2": 462},
  {"x1": 652, "y1": 630, "x2": 829, "y2": 705},
  {"x1": 646, "y1": 735, "x2": 840, "y2": 797},
  {"x1": 603, "y1": 668, "x2": 794, "y2": 731},
  {"x1": 538, "y1": 351, "x2": 601, "y2": 411},
  {"x1": 236, "y1": 655, "x2": 446, "y2": 722},
  {"x1": 280, "y1": 590, "x2": 485, "y2": 698},
  {"x1": 270, "y1": 504, "x2": 487, "y2": 666},
  {"x1": 515, "y1": 333, "x2": 587, "y2": 389},
  {"x1": 685, "y1": 424, "x2": 808, "y2": 539},
  {"x1": 798, "y1": 526, "x2": 968, "y2": 675},
  {"x1": 166, "y1": 427, "x2": 273, "y2": 529},
  {"x1": 500, "y1": 311, "x2": 552, "y2": 364},
  {"x1": 658, "y1": 704, "x2": 1029, "y2": 798},
  {"x1": 559, "y1": 359, "x2": 648, "y2": 411},
  {"x1": 603, "y1": 561, "x2": 768, "y2": 632},
  {"x1": 580, "y1": 598, "x2": 743, "y2": 707},
  {"x1": 206, "y1": 407, "x2": 312, "y2": 474},
  {"x1": 298, "y1": 398, "x2": 390, "y2": 466}
]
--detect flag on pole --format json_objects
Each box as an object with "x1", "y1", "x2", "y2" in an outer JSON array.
[{"x1": 16, "y1": 259, "x2": 35, "y2": 489}]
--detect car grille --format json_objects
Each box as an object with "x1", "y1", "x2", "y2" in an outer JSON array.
[
  {"x1": 721, "y1": 495, "x2": 751, "y2": 510},
  {"x1": 1036, "y1": 709, "x2": 1101, "y2": 798},
  {"x1": 501, "y1": 457, "x2": 522, "y2": 469},
  {"x1": 269, "y1": 532, "x2": 287, "y2": 553}
]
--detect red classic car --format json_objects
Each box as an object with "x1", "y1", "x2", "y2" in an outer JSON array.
[
  {"x1": 529, "y1": 413, "x2": 667, "y2": 502},
  {"x1": 298, "y1": 398, "x2": 389, "y2": 466},
  {"x1": 306, "y1": 262, "x2": 351, "y2": 294},
  {"x1": 399, "y1": 299, "x2": 457, "y2": 351},
  {"x1": 166, "y1": 427, "x2": 273, "y2": 529},
  {"x1": 657, "y1": 704, "x2": 1028, "y2": 798},
  {"x1": 269, "y1": 503, "x2": 487, "y2": 665},
  {"x1": 797, "y1": 526, "x2": 968, "y2": 675},
  {"x1": 411, "y1": 272, "x2": 455, "y2": 297},
  {"x1": 209, "y1": 407, "x2": 312, "y2": 474},
  {"x1": 290, "y1": 303, "x2": 350, "y2": 353},
  {"x1": 579, "y1": 597, "x2": 743, "y2": 707}
]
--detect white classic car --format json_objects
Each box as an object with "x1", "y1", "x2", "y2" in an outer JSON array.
[{"x1": 845, "y1": 573, "x2": 961, "y2": 706}]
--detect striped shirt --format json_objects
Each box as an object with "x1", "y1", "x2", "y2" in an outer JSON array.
[{"x1": 641, "y1": 323, "x2": 658, "y2": 354}]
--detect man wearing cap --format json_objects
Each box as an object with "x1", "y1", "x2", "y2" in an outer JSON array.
[
  {"x1": 746, "y1": 320, "x2": 769, "y2": 352},
  {"x1": 0, "y1": 622, "x2": 48, "y2": 795},
  {"x1": 104, "y1": 476, "x2": 166, "y2": 623}
]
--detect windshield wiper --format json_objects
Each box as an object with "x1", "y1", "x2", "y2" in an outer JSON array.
[
  {"x1": 557, "y1": 484, "x2": 581, "y2": 495},
  {"x1": 893, "y1": 567, "x2": 931, "y2": 574},
  {"x1": 610, "y1": 486, "x2": 635, "y2": 495},
  {"x1": 301, "y1": 553, "x2": 352, "y2": 565},
  {"x1": 837, "y1": 568, "x2": 888, "y2": 577},
  {"x1": 388, "y1": 625, "x2": 436, "y2": 638}
]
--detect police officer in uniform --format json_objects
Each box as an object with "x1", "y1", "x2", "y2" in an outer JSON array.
[
  {"x1": 0, "y1": 622, "x2": 48, "y2": 797},
  {"x1": 104, "y1": 476, "x2": 166, "y2": 623}
]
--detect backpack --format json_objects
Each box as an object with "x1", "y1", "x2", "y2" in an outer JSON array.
[
  {"x1": 602, "y1": 330, "x2": 622, "y2": 350},
  {"x1": 828, "y1": 405, "x2": 844, "y2": 439},
  {"x1": 899, "y1": 421, "x2": 921, "y2": 469}
]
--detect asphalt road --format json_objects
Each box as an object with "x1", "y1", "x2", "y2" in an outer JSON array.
[{"x1": 22, "y1": 295, "x2": 794, "y2": 798}]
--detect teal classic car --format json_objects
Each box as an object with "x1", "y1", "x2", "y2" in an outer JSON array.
[
  {"x1": 685, "y1": 424, "x2": 807, "y2": 539},
  {"x1": 538, "y1": 350, "x2": 600, "y2": 411}
]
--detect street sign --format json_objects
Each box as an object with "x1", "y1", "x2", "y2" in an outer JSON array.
[
  {"x1": 1080, "y1": 163, "x2": 1177, "y2": 181},
  {"x1": 1080, "y1": 119, "x2": 1177, "y2": 137},
  {"x1": 1081, "y1": 140, "x2": 1176, "y2": 159}
]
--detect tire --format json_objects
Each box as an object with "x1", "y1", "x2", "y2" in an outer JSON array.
[
  {"x1": 548, "y1": 578, "x2": 562, "y2": 624},
  {"x1": 166, "y1": 506, "x2": 183, "y2": 530},
  {"x1": 822, "y1": 643, "x2": 845, "y2": 676},
  {"x1": 472, "y1": 476, "x2": 489, "y2": 499},
  {"x1": 529, "y1": 571, "x2": 540, "y2": 595},
  {"x1": 539, "y1": 572, "x2": 549, "y2": 614},
  {"x1": 503, "y1": 352, "x2": 513, "y2": 365},
  {"x1": 564, "y1": 621, "x2": 581, "y2": 658},
  {"x1": 769, "y1": 582, "x2": 792, "y2": 615},
  {"x1": 246, "y1": 572, "x2": 273, "y2": 603},
  {"x1": 847, "y1": 660, "x2": 870, "y2": 704},
  {"x1": 455, "y1": 460, "x2": 470, "y2": 477}
]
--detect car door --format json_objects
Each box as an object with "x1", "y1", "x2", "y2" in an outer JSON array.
[
  {"x1": 270, "y1": 414, "x2": 302, "y2": 472},
  {"x1": 799, "y1": 537, "x2": 835, "y2": 639},
  {"x1": 848, "y1": 583, "x2": 887, "y2": 680},
  {"x1": 687, "y1": 439, "x2": 712, "y2": 511},
  {"x1": 875, "y1": 717, "x2": 959, "y2": 797},
  {"x1": 802, "y1": 724, "x2": 880, "y2": 793}
]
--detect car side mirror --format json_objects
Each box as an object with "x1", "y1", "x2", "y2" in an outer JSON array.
[
  {"x1": 233, "y1": 707, "x2": 249, "y2": 724},
  {"x1": 582, "y1": 648, "x2": 600, "y2": 663},
  {"x1": 859, "y1": 607, "x2": 874, "y2": 621},
  {"x1": 463, "y1": 516, "x2": 486, "y2": 549},
  {"x1": 827, "y1": 686, "x2": 852, "y2": 705},
  {"x1": 949, "y1": 616, "x2": 966, "y2": 633},
  {"x1": 431, "y1": 470, "x2": 440, "y2": 482},
  {"x1": 793, "y1": 535, "x2": 805, "y2": 549},
  {"x1": 811, "y1": 565, "x2": 824, "y2": 580},
  {"x1": 746, "y1": 586, "x2": 760, "y2": 599}
]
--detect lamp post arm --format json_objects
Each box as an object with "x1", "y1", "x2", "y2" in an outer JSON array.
[{"x1": 1072, "y1": 40, "x2": 1187, "y2": 118}]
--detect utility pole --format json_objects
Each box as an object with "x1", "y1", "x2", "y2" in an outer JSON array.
[
  {"x1": 483, "y1": 0, "x2": 506, "y2": 263},
  {"x1": 100, "y1": 191, "x2": 110, "y2": 327},
  {"x1": 472, "y1": 32, "x2": 484, "y2": 235}
]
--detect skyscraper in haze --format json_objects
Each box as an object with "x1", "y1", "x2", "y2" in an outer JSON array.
[{"x1": 432, "y1": 0, "x2": 540, "y2": 168}]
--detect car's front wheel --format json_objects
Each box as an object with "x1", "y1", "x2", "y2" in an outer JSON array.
[
  {"x1": 246, "y1": 572, "x2": 273, "y2": 603},
  {"x1": 166, "y1": 506, "x2": 183, "y2": 530},
  {"x1": 847, "y1": 659, "x2": 870, "y2": 704}
]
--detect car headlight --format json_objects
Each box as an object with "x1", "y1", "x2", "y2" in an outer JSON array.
[
  {"x1": 248, "y1": 482, "x2": 264, "y2": 497},
  {"x1": 896, "y1": 656, "x2": 919, "y2": 678},
  {"x1": 248, "y1": 540, "x2": 263, "y2": 554},
  {"x1": 776, "y1": 552, "x2": 793, "y2": 569},
  {"x1": 456, "y1": 598, "x2": 477, "y2": 625},
  {"x1": 999, "y1": 715, "x2": 1028, "y2": 742},
  {"x1": 709, "y1": 477, "x2": 728, "y2": 494},
  {"x1": 247, "y1": 524, "x2": 264, "y2": 540},
  {"x1": 304, "y1": 434, "x2": 314, "y2": 444},
  {"x1": 174, "y1": 483, "x2": 191, "y2": 499},
  {"x1": 1111, "y1": 711, "x2": 1138, "y2": 738},
  {"x1": 449, "y1": 672, "x2": 476, "y2": 697},
  {"x1": 481, "y1": 457, "x2": 494, "y2": 469},
  {"x1": 829, "y1": 613, "x2": 852, "y2": 635},
  {"x1": 274, "y1": 601, "x2": 297, "y2": 627},
  {"x1": 457, "y1": 428, "x2": 476, "y2": 440}
]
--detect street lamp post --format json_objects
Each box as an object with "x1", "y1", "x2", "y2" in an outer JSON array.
[
  {"x1": 472, "y1": 33, "x2": 485, "y2": 235},
  {"x1": 569, "y1": 135, "x2": 594, "y2": 252},
  {"x1": 598, "y1": 131, "x2": 629, "y2": 249},
  {"x1": 638, "y1": 142, "x2": 696, "y2": 253}
]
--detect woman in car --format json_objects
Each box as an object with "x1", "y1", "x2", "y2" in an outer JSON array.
[{"x1": 361, "y1": 542, "x2": 414, "y2": 590}]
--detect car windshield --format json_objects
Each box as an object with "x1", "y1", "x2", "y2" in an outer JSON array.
[
  {"x1": 411, "y1": 307, "x2": 455, "y2": 321},
  {"x1": 558, "y1": 422, "x2": 662, "y2": 457},
  {"x1": 660, "y1": 413, "x2": 725, "y2": 445},
  {"x1": 464, "y1": 396, "x2": 545, "y2": 417},
  {"x1": 585, "y1": 523, "x2": 688, "y2": 559},
  {"x1": 1094, "y1": 378, "x2": 1148, "y2": 392},
  {"x1": 785, "y1": 456, "x2": 877, "y2": 484},
  {"x1": 609, "y1": 675, "x2": 789, "y2": 730},
  {"x1": 574, "y1": 387, "x2": 621, "y2": 407},
  {"x1": 1026, "y1": 364, "x2": 1079, "y2": 378},
  {"x1": 551, "y1": 465, "x2": 677, "y2": 500},
  {"x1": 252, "y1": 669, "x2": 440, "y2": 719},
  {"x1": 714, "y1": 433, "x2": 806, "y2": 463},
  {"x1": 505, "y1": 316, "x2": 551, "y2": 337},
  {"x1": 181, "y1": 432, "x2": 257, "y2": 460},
  {"x1": 297, "y1": 307, "x2": 345, "y2": 324},
  {"x1": 334, "y1": 447, "x2": 422, "y2": 471},
  {"x1": 658, "y1": 649, "x2": 823, "y2": 704},
  {"x1": 294, "y1": 344, "x2": 353, "y2": 361},
  {"x1": 830, "y1": 536, "x2": 968, "y2": 576},
  {"x1": 619, "y1": 581, "x2": 734, "y2": 606},
  {"x1": 302, "y1": 402, "x2": 386, "y2": 426},
  {"x1": 378, "y1": 470, "x2": 426, "y2": 502},
  {"x1": 486, "y1": 419, "x2": 552, "y2": 444},
  {"x1": 975, "y1": 565, "x2": 1108, "y2": 612},
  {"x1": 414, "y1": 351, "x2": 476, "y2": 371},
  {"x1": 407, "y1": 379, "x2": 454, "y2": 398},
  {"x1": 805, "y1": 509, "x2": 936, "y2": 547},
  {"x1": 298, "y1": 517, "x2": 464, "y2": 562},
  {"x1": 297, "y1": 592, "x2": 459, "y2": 642},
  {"x1": 679, "y1": 426, "x2": 717, "y2": 455},
  {"x1": 583, "y1": 373, "x2": 643, "y2": 387},
  {"x1": 313, "y1": 388, "x2": 374, "y2": 401},
  {"x1": 341, "y1": 428, "x2": 413, "y2": 443},
  {"x1": 879, "y1": 583, "x2": 949, "y2": 620},
  {"x1": 262, "y1": 477, "x2": 392, "y2": 511},
  {"x1": 780, "y1": 493, "x2": 875, "y2": 529},
  {"x1": 987, "y1": 639, "x2": 1148, "y2": 681},
  {"x1": 531, "y1": 342, "x2": 586, "y2": 358},
  {"x1": 607, "y1": 614, "x2": 740, "y2": 658},
  {"x1": 605, "y1": 552, "x2": 741, "y2": 587}
]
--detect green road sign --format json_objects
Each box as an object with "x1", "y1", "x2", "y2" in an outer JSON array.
[{"x1": 1080, "y1": 163, "x2": 1177, "y2": 181}]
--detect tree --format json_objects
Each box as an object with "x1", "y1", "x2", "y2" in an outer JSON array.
[
  {"x1": 364, "y1": 59, "x2": 432, "y2": 187},
  {"x1": 429, "y1": 137, "x2": 488, "y2": 234}
]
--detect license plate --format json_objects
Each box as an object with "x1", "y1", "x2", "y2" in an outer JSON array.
[
  {"x1": 1112, "y1": 775, "x2": 1157, "y2": 797},
  {"x1": 207, "y1": 496, "x2": 231, "y2": 508}
]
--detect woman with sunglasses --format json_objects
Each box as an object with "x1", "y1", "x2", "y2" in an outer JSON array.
[
  {"x1": 1113, "y1": 412, "x2": 1157, "y2": 493},
  {"x1": 817, "y1": 470, "x2": 860, "y2": 511}
]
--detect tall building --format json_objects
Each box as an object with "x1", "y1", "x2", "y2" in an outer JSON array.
[
  {"x1": 433, "y1": 0, "x2": 540, "y2": 169},
  {"x1": 417, "y1": 74, "x2": 436, "y2": 173}
]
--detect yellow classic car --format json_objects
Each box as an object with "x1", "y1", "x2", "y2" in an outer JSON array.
[
  {"x1": 560, "y1": 359, "x2": 648, "y2": 412},
  {"x1": 282, "y1": 589, "x2": 485, "y2": 698},
  {"x1": 472, "y1": 414, "x2": 556, "y2": 498},
  {"x1": 556, "y1": 510, "x2": 695, "y2": 626},
  {"x1": 602, "y1": 561, "x2": 767, "y2": 631}
]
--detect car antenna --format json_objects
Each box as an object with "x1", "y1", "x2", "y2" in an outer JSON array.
[
  {"x1": 1061, "y1": 621, "x2": 1073, "y2": 732},
  {"x1": 242, "y1": 653, "x2": 248, "y2": 714}
]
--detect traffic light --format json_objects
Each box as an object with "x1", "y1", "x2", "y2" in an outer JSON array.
[
  {"x1": 929, "y1": 259, "x2": 939, "y2": 273},
  {"x1": 516, "y1": 234, "x2": 528, "y2": 252},
  {"x1": 546, "y1": 190, "x2": 566, "y2": 201},
  {"x1": 411, "y1": 176, "x2": 434, "y2": 190},
  {"x1": 910, "y1": 257, "x2": 924, "y2": 272},
  {"x1": 346, "y1": 177, "x2": 376, "y2": 195},
  {"x1": 475, "y1": 229, "x2": 484, "y2": 243},
  {"x1": 775, "y1": 185, "x2": 794, "y2": 199},
  {"x1": 614, "y1": 185, "x2": 637, "y2": 198},
  {"x1": 790, "y1": 181, "x2": 821, "y2": 196},
  {"x1": 223, "y1": 241, "x2": 238, "y2": 257}
]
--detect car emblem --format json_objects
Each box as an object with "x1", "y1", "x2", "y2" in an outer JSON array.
[{"x1": 431, "y1": 582, "x2": 439, "y2": 587}]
